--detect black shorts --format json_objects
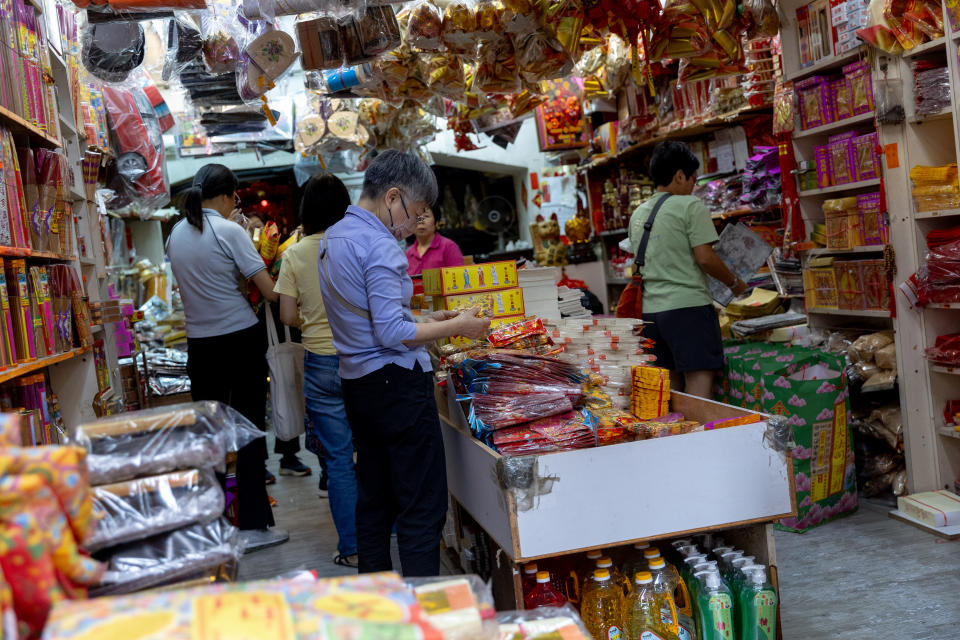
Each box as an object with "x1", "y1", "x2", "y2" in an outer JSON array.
[{"x1": 641, "y1": 304, "x2": 724, "y2": 373}]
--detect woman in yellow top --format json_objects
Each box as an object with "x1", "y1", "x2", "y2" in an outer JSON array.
[{"x1": 273, "y1": 174, "x2": 358, "y2": 568}]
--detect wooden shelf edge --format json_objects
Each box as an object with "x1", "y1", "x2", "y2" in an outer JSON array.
[
  {"x1": 0, "y1": 246, "x2": 79, "y2": 261},
  {"x1": 807, "y1": 307, "x2": 891, "y2": 318},
  {"x1": 902, "y1": 37, "x2": 946, "y2": 58},
  {"x1": 785, "y1": 47, "x2": 866, "y2": 82},
  {"x1": 0, "y1": 104, "x2": 61, "y2": 148},
  {"x1": 793, "y1": 111, "x2": 876, "y2": 139},
  {"x1": 798, "y1": 178, "x2": 882, "y2": 197},
  {"x1": 0, "y1": 347, "x2": 90, "y2": 384}
]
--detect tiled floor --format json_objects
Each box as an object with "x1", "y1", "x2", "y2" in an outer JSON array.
[{"x1": 242, "y1": 442, "x2": 960, "y2": 637}]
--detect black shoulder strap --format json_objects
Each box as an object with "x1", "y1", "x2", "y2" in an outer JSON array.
[{"x1": 634, "y1": 193, "x2": 672, "y2": 268}]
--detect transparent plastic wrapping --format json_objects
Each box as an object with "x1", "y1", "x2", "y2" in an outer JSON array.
[
  {"x1": 163, "y1": 14, "x2": 204, "y2": 82},
  {"x1": 404, "y1": 575, "x2": 497, "y2": 640},
  {"x1": 297, "y1": 15, "x2": 344, "y2": 71},
  {"x1": 339, "y1": 5, "x2": 402, "y2": 65},
  {"x1": 101, "y1": 85, "x2": 170, "y2": 216},
  {"x1": 236, "y1": 22, "x2": 300, "y2": 103},
  {"x1": 514, "y1": 30, "x2": 572, "y2": 85},
  {"x1": 442, "y1": 0, "x2": 479, "y2": 53},
  {"x1": 496, "y1": 604, "x2": 591, "y2": 639},
  {"x1": 406, "y1": 0, "x2": 444, "y2": 51},
  {"x1": 201, "y1": 10, "x2": 243, "y2": 74},
  {"x1": 85, "y1": 468, "x2": 225, "y2": 553},
  {"x1": 925, "y1": 332, "x2": 960, "y2": 365},
  {"x1": 90, "y1": 518, "x2": 241, "y2": 597},
  {"x1": 876, "y1": 76, "x2": 905, "y2": 124},
  {"x1": 81, "y1": 19, "x2": 146, "y2": 83},
  {"x1": 473, "y1": 38, "x2": 521, "y2": 94},
  {"x1": 71, "y1": 401, "x2": 267, "y2": 485},
  {"x1": 772, "y1": 81, "x2": 795, "y2": 134},
  {"x1": 913, "y1": 62, "x2": 950, "y2": 116},
  {"x1": 847, "y1": 331, "x2": 894, "y2": 364}
]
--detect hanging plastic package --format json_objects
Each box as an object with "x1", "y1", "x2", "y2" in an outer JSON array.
[
  {"x1": 162, "y1": 14, "x2": 203, "y2": 81},
  {"x1": 101, "y1": 85, "x2": 170, "y2": 215},
  {"x1": 237, "y1": 28, "x2": 299, "y2": 103},
  {"x1": 81, "y1": 20, "x2": 146, "y2": 83},
  {"x1": 296, "y1": 15, "x2": 344, "y2": 71}
]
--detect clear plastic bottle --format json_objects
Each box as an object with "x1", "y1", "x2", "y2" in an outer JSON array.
[
  {"x1": 647, "y1": 558, "x2": 681, "y2": 636},
  {"x1": 623, "y1": 571, "x2": 681, "y2": 640},
  {"x1": 727, "y1": 556, "x2": 755, "y2": 592},
  {"x1": 648, "y1": 557, "x2": 695, "y2": 640},
  {"x1": 694, "y1": 571, "x2": 734, "y2": 640},
  {"x1": 522, "y1": 562, "x2": 539, "y2": 594},
  {"x1": 621, "y1": 543, "x2": 651, "y2": 582},
  {"x1": 581, "y1": 569, "x2": 625, "y2": 640},
  {"x1": 575, "y1": 550, "x2": 606, "y2": 606},
  {"x1": 738, "y1": 565, "x2": 778, "y2": 640},
  {"x1": 524, "y1": 570, "x2": 568, "y2": 610},
  {"x1": 597, "y1": 556, "x2": 632, "y2": 597}
]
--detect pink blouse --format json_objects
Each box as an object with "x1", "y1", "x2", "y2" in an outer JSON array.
[{"x1": 406, "y1": 233, "x2": 464, "y2": 275}]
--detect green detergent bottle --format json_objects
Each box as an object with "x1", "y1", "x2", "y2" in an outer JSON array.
[
  {"x1": 738, "y1": 565, "x2": 778, "y2": 640},
  {"x1": 694, "y1": 571, "x2": 734, "y2": 640}
]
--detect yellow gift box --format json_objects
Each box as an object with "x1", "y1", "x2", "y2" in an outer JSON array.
[
  {"x1": 433, "y1": 287, "x2": 525, "y2": 318},
  {"x1": 422, "y1": 260, "x2": 518, "y2": 296}
]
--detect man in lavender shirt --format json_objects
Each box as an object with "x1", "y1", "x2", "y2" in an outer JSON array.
[{"x1": 317, "y1": 150, "x2": 490, "y2": 576}]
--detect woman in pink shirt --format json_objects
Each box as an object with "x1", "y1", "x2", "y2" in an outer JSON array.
[{"x1": 405, "y1": 207, "x2": 464, "y2": 275}]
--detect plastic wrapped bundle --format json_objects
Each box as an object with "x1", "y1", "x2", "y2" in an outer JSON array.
[
  {"x1": 85, "y1": 469, "x2": 225, "y2": 553},
  {"x1": 90, "y1": 518, "x2": 241, "y2": 596},
  {"x1": 913, "y1": 61, "x2": 950, "y2": 115},
  {"x1": 496, "y1": 604, "x2": 591, "y2": 639},
  {"x1": 910, "y1": 163, "x2": 960, "y2": 212},
  {"x1": 405, "y1": 575, "x2": 497, "y2": 639},
  {"x1": 71, "y1": 402, "x2": 266, "y2": 485}
]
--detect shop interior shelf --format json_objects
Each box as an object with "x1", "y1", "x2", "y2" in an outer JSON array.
[
  {"x1": 0, "y1": 246, "x2": 77, "y2": 261},
  {"x1": 798, "y1": 178, "x2": 882, "y2": 197},
  {"x1": 930, "y1": 364, "x2": 960, "y2": 375},
  {"x1": 784, "y1": 47, "x2": 866, "y2": 82},
  {"x1": 926, "y1": 302, "x2": 960, "y2": 309},
  {"x1": 914, "y1": 208, "x2": 960, "y2": 220},
  {"x1": 938, "y1": 426, "x2": 960, "y2": 439},
  {"x1": 903, "y1": 37, "x2": 946, "y2": 57},
  {"x1": 807, "y1": 307, "x2": 891, "y2": 318},
  {"x1": 793, "y1": 111, "x2": 876, "y2": 138},
  {"x1": 802, "y1": 245, "x2": 886, "y2": 256},
  {"x1": 908, "y1": 108, "x2": 953, "y2": 124},
  {"x1": 0, "y1": 347, "x2": 89, "y2": 385},
  {"x1": 0, "y1": 105, "x2": 61, "y2": 148}
]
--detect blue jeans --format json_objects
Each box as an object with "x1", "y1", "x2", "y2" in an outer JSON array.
[{"x1": 304, "y1": 352, "x2": 358, "y2": 556}]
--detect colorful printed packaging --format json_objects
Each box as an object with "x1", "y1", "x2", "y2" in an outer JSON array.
[
  {"x1": 852, "y1": 132, "x2": 880, "y2": 181},
  {"x1": 857, "y1": 192, "x2": 887, "y2": 245},
  {"x1": 843, "y1": 60, "x2": 874, "y2": 115},
  {"x1": 815, "y1": 146, "x2": 831, "y2": 188},
  {"x1": 831, "y1": 77, "x2": 852, "y2": 121},
  {"x1": 834, "y1": 261, "x2": 866, "y2": 310},
  {"x1": 434, "y1": 287, "x2": 525, "y2": 318},
  {"x1": 796, "y1": 76, "x2": 833, "y2": 130},
  {"x1": 422, "y1": 260, "x2": 518, "y2": 295}
]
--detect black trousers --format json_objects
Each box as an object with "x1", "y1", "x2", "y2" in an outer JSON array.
[
  {"x1": 187, "y1": 322, "x2": 275, "y2": 530},
  {"x1": 342, "y1": 362, "x2": 447, "y2": 576}
]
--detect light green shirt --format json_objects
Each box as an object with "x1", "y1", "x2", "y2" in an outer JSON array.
[{"x1": 627, "y1": 192, "x2": 719, "y2": 314}]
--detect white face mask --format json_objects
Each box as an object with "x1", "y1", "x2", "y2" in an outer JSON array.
[{"x1": 387, "y1": 197, "x2": 418, "y2": 240}]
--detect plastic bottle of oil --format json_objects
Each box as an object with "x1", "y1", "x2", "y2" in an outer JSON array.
[
  {"x1": 524, "y1": 570, "x2": 568, "y2": 610},
  {"x1": 581, "y1": 569, "x2": 625, "y2": 640},
  {"x1": 597, "y1": 556, "x2": 631, "y2": 597},
  {"x1": 623, "y1": 571, "x2": 680, "y2": 640},
  {"x1": 570, "y1": 550, "x2": 605, "y2": 608},
  {"x1": 648, "y1": 557, "x2": 694, "y2": 640},
  {"x1": 620, "y1": 543, "x2": 651, "y2": 583},
  {"x1": 522, "y1": 562, "x2": 539, "y2": 594}
]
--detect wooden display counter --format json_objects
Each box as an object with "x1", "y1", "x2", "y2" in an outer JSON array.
[{"x1": 438, "y1": 384, "x2": 796, "y2": 611}]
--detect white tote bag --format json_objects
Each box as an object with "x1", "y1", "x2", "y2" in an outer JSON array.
[{"x1": 264, "y1": 303, "x2": 306, "y2": 441}]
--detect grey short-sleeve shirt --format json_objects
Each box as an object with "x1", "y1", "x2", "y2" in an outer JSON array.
[{"x1": 166, "y1": 209, "x2": 265, "y2": 338}]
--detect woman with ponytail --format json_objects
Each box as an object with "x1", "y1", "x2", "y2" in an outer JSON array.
[{"x1": 166, "y1": 163, "x2": 288, "y2": 553}]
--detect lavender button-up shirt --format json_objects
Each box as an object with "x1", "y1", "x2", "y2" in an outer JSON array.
[{"x1": 317, "y1": 205, "x2": 431, "y2": 379}]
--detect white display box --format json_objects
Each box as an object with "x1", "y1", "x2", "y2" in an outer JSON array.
[{"x1": 441, "y1": 386, "x2": 797, "y2": 562}]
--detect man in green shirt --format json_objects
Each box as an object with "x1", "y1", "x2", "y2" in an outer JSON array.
[{"x1": 628, "y1": 141, "x2": 747, "y2": 398}]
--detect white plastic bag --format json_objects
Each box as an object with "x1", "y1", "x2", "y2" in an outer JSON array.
[{"x1": 265, "y1": 303, "x2": 306, "y2": 441}]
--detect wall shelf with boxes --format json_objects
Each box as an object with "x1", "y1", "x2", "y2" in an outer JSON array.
[{"x1": 865, "y1": 5, "x2": 960, "y2": 507}]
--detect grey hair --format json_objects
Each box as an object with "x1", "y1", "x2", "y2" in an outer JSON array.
[{"x1": 361, "y1": 149, "x2": 438, "y2": 206}]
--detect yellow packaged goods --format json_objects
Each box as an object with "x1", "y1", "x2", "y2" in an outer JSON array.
[
  {"x1": 434, "y1": 287, "x2": 525, "y2": 318},
  {"x1": 630, "y1": 366, "x2": 670, "y2": 419},
  {"x1": 909, "y1": 163, "x2": 960, "y2": 212},
  {"x1": 449, "y1": 314, "x2": 525, "y2": 346},
  {"x1": 422, "y1": 260, "x2": 518, "y2": 295},
  {"x1": 44, "y1": 572, "x2": 494, "y2": 639},
  {"x1": 822, "y1": 197, "x2": 860, "y2": 250}
]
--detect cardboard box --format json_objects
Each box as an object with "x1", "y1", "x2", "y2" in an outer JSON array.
[
  {"x1": 422, "y1": 260, "x2": 518, "y2": 296},
  {"x1": 898, "y1": 490, "x2": 960, "y2": 527},
  {"x1": 433, "y1": 287, "x2": 525, "y2": 318}
]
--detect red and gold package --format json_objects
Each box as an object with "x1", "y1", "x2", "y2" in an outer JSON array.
[
  {"x1": 406, "y1": 0, "x2": 444, "y2": 51},
  {"x1": 487, "y1": 317, "x2": 545, "y2": 347}
]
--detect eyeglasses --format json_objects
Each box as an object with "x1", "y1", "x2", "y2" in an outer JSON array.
[{"x1": 399, "y1": 194, "x2": 430, "y2": 223}]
